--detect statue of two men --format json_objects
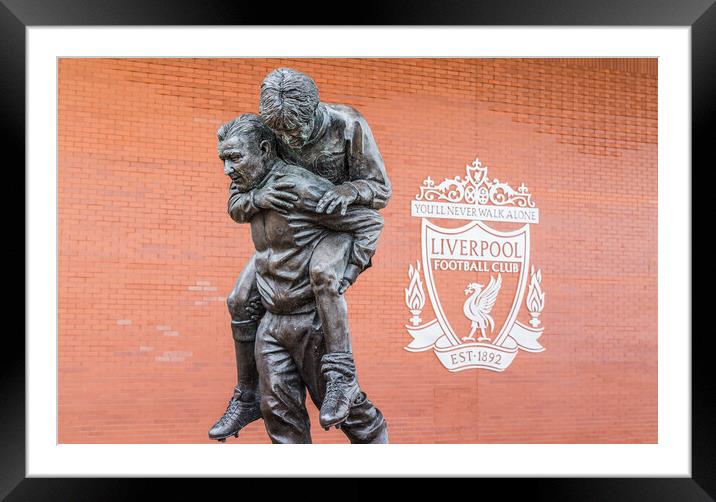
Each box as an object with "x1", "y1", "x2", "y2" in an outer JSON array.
[{"x1": 209, "y1": 68, "x2": 391, "y2": 443}]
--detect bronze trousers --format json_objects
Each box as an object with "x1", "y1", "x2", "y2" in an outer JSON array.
[{"x1": 254, "y1": 309, "x2": 388, "y2": 444}]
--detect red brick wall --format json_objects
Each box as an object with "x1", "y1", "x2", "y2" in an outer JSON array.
[{"x1": 58, "y1": 58, "x2": 657, "y2": 443}]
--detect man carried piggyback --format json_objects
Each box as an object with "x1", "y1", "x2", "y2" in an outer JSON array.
[
  {"x1": 209, "y1": 68, "x2": 392, "y2": 442},
  {"x1": 214, "y1": 113, "x2": 388, "y2": 443}
]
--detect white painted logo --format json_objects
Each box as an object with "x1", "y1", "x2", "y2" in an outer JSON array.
[{"x1": 404, "y1": 159, "x2": 545, "y2": 372}]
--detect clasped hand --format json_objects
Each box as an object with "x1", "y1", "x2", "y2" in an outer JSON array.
[
  {"x1": 253, "y1": 176, "x2": 299, "y2": 213},
  {"x1": 316, "y1": 184, "x2": 358, "y2": 216}
]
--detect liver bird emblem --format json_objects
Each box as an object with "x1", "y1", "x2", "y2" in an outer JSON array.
[{"x1": 462, "y1": 274, "x2": 502, "y2": 342}]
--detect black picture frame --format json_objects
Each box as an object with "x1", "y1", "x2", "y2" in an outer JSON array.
[{"x1": 6, "y1": 0, "x2": 709, "y2": 498}]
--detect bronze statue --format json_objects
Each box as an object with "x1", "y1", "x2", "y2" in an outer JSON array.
[{"x1": 209, "y1": 68, "x2": 391, "y2": 443}]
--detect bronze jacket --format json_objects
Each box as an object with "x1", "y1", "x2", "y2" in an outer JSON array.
[
  {"x1": 229, "y1": 160, "x2": 384, "y2": 315},
  {"x1": 227, "y1": 102, "x2": 391, "y2": 224}
]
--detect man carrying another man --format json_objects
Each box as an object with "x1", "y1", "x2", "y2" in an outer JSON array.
[
  {"x1": 214, "y1": 113, "x2": 388, "y2": 443},
  {"x1": 209, "y1": 68, "x2": 391, "y2": 441}
]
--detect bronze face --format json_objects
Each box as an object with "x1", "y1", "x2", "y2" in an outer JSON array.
[
  {"x1": 272, "y1": 115, "x2": 315, "y2": 150},
  {"x1": 218, "y1": 134, "x2": 271, "y2": 192}
]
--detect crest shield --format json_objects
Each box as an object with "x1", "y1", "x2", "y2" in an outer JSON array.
[
  {"x1": 404, "y1": 158, "x2": 546, "y2": 372},
  {"x1": 421, "y1": 218, "x2": 530, "y2": 349}
]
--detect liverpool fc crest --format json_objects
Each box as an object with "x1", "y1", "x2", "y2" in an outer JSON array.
[{"x1": 404, "y1": 159, "x2": 546, "y2": 372}]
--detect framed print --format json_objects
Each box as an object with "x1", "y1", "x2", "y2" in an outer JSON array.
[{"x1": 7, "y1": 0, "x2": 711, "y2": 498}]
